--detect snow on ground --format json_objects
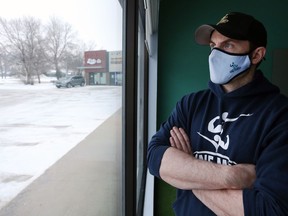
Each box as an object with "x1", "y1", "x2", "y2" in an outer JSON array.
[{"x1": 0, "y1": 77, "x2": 122, "y2": 209}]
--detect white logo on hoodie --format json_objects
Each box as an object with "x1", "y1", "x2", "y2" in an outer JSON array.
[{"x1": 198, "y1": 112, "x2": 253, "y2": 152}]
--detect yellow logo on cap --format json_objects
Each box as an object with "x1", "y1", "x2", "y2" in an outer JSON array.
[{"x1": 217, "y1": 14, "x2": 229, "y2": 25}]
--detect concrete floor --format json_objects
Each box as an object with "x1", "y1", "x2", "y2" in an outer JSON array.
[{"x1": 0, "y1": 109, "x2": 122, "y2": 216}]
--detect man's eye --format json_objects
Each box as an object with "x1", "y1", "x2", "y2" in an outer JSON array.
[{"x1": 224, "y1": 43, "x2": 232, "y2": 49}]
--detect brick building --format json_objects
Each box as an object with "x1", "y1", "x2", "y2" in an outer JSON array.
[{"x1": 79, "y1": 50, "x2": 122, "y2": 86}]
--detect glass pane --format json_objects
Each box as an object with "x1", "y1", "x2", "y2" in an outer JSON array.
[
  {"x1": 136, "y1": 12, "x2": 146, "y2": 215},
  {"x1": 0, "y1": 0, "x2": 123, "y2": 215}
]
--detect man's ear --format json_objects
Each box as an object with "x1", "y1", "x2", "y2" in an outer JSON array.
[{"x1": 251, "y1": 47, "x2": 266, "y2": 64}]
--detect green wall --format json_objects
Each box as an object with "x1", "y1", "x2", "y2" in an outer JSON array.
[{"x1": 155, "y1": 1, "x2": 288, "y2": 215}]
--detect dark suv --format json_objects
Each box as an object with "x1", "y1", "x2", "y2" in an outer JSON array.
[{"x1": 55, "y1": 75, "x2": 85, "y2": 88}]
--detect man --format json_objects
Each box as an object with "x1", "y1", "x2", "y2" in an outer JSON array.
[{"x1": 147, "y1": 12, "x2": 288, "y2": 215}]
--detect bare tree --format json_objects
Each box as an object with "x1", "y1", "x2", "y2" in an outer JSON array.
[
  {"x1": 0, "y1": 17, "x2": 45, "y2": 84},
  {"x1": 44, "y1": 17, "x2": 77, "y2": 79},
  {"x1": 0, "y1": 44, "x2": 11, "y2": 79},
  {"x1": 0, "y1": 16, "x2": 87, "y2": 83},
  {"x1": 63, "y1": 40, "x2": 97, "y2": 75},
  {"x1": 81, "y1": 40, "x2": 98, "y2": 51}
]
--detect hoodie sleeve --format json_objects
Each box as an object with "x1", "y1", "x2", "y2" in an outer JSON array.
[
  {"x1": 147, "y1": 95, "x2": 191, "y2": 179},
  {"x1": 243, "y1": 110, "x2": 288, "y2": 215}
]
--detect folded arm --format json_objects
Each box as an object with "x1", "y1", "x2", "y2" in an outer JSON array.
[
  {"x1": 193, "y1": 189, "x2": 244, "y2": 216},
  {"x1": 160, "y1": 127, "x2": 256, "y2": 215},
  {"x1": 161, "y1": 127, "x2": 256, "y2": 190},
  {"x1": 160, "y1": 147, "x2": 255, "y2": 190}
]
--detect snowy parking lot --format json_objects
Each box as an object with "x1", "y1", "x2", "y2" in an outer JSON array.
[{"x1": 0, "y1": 78, "x2": 122, "y2": 210}]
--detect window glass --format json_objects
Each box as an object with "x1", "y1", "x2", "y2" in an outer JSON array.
[
  {"x1": 136, "y1": 11, "x2": 147, "y2": 215},
  {"x1": 0, "y1": 0, "x2": 123, "y2": 215}
]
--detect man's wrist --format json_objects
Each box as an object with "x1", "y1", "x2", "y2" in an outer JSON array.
[
  {"x1": 224, "y1": 164, "x2": 256, "y2": 189},
  {"x1": 223, "y1": 165, "x2": 239, "y2": 189}
]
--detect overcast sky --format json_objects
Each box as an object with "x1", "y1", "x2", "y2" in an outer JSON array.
[{"x1": 0, "y1": 0, "x2": 123, "y2": 51}]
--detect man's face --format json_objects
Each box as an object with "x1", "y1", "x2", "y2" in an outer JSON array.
[{"x1": 209, "y1": 30, "x2": 250, "y2": 54}]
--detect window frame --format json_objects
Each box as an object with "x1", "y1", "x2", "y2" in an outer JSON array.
[
  {"x1": 122, "y1": 0, "x2": 149, "y2": 215},
  {"x1": 122, "y1": 0, "x2": 138, "y2": 215}
]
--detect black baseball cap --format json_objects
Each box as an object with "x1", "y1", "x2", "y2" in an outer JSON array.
[{"x1": 195, "y1": 12, "x2": 267, "y2": 47}]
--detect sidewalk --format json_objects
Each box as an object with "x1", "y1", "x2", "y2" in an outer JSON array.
[{"x1": 0, "y1": 109, "x2": 122, "y2": 216}]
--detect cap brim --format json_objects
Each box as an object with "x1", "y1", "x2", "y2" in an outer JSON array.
[{"x1": 195, "y1": 24, "x2": 215, "y2": 45}]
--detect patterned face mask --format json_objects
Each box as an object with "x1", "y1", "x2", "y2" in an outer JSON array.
[{"x1": 209, "y1": 48, "x2": 251, "y2": 84}]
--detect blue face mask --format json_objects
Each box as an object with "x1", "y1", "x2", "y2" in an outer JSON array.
[{"x1": 209, "y1": 48, "x2": 251, "y2": 84}]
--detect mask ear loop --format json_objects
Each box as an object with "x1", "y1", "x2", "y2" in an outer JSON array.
[{"x1": 248, "y1": 50, "x2": 254, "y2": 62}]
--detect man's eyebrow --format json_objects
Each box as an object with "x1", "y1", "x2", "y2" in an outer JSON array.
[{"x1": 210, "y1": 38, "x2": 237, "y2": 45}]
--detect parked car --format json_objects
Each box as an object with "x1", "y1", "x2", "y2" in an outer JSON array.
[{"x1": 55, "y1": 75, "x2": 85, "y2": 88}]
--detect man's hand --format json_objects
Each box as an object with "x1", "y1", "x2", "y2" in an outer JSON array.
[{"x1": 170, "y1": 126, "x2": 192, "y2": 154}]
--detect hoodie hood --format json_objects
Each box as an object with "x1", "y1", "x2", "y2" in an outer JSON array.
[{"x1": 208, "y1": 70, "x2": 280, "y2": 99}]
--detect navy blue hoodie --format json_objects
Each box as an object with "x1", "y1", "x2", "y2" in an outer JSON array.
[{"x1": 147, "y1": 71, "x2": 288, "y2": 215}]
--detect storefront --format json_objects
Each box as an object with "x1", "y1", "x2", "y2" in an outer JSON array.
[
  {"x1": 79, "y1": 50, "x2": 122, "y2": 86},
  {"x1": 89, "y1": 72, "x2": 107, "y2": 85},
  {"x1": 109, "y1": 51, "x2": 122, "y2": 85},
  {"x1": 83, "y1": 50, "x2": 108, "y2": 85}
]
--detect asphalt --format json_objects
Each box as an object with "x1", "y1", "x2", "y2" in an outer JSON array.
[{"x1": 0, "y1": 109, "x2": 122, "y2": 216}]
